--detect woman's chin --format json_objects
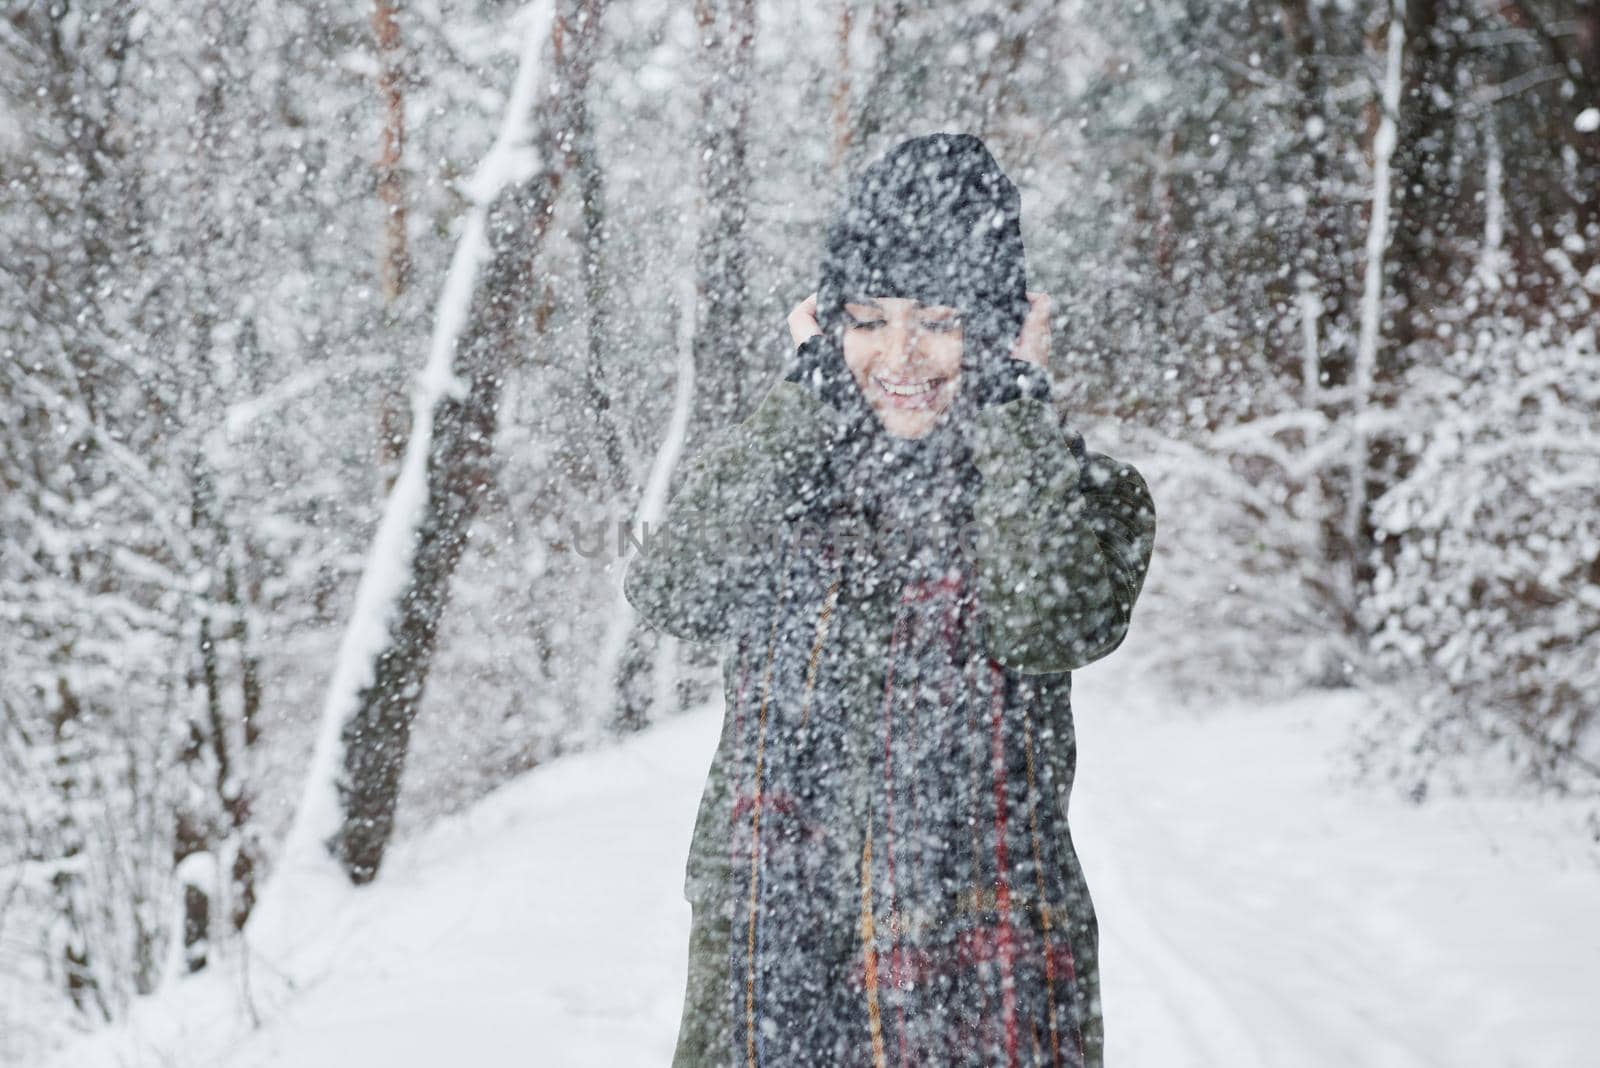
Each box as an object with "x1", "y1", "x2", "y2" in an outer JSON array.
[{"x1": 872, "y1": 403, "x2": 953, "y2": 439}]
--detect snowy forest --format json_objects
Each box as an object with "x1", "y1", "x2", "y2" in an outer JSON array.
[{"x1": 3, "y1": 0, "x2": 1598, "y2": 1064}]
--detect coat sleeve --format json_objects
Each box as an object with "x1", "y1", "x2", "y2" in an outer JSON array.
[
  {"x1": 623, "y1": 380, "x2": 840, "y2": 645},
  {"x1": 968, "y1": 394, "x2": 1157, "y2": 674}
]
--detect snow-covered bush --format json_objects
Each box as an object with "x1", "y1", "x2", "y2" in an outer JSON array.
[
  {"x1": 1361, "y1": 315, "x2": 1600, "y2": 795},
  {"x1": 1115, "y1": 398, "x2": 1368, "y2": 704}
]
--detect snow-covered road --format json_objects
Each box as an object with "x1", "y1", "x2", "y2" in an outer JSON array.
[
  {"x1": 1073, "y1": 677, "x2": 1598, "y2": 1068},
  {"x1": 44, "y1": 675, "x2": 1600, "y2": 1068}
]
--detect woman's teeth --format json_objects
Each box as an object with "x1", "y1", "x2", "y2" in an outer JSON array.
[
  {"x1": 876, "y1": 377, "x2": 938, "y2": 397},
  {"x1": 883, "y1": 382, "x2": 931, "y2": 397}
]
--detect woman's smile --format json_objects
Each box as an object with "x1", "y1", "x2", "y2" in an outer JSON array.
[{"x1": 872, "y1": 374, "x2": 949, "y2": 404}]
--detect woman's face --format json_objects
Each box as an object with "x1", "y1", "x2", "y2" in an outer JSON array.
[{"x1": 840, "y1": 296, "x2": 963, "y2": 439}]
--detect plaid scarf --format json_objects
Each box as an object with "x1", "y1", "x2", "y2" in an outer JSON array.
[{"x1": 702, "y1": 411, "x2": 1094, "y2": 1068}]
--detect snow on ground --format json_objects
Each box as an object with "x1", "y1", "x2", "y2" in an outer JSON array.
[
  {"x1": 39, "y1": 672, "x2": 1600, "y2": 1068},
  {"x1": 1073, "y1": 675, "x2": 1600, "y2": 1068}
]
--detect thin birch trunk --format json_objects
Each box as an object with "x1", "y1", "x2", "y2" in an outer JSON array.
[{"x1": 1347, "y1": 1, "x2": 1405, "y2": 607}]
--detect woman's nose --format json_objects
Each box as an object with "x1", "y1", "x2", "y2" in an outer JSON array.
[{"x1": 879, "y1": 322, "x2": 925, "y2": 365}]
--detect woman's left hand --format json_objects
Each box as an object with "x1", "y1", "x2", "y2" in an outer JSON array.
[{"x1": 1009, "y1": 291, "x2": 1051, "y2": 369}]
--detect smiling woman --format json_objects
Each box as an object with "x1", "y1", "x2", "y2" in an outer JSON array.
[
  {"x1": 628, "y1": 133, "x2": 1157, "y2": 1068},
  {"x1": 841, "y1": 297, "x2": 965, "y2": 438}
]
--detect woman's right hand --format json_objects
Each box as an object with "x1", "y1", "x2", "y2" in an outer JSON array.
[
  {"x1": 782, "y1": 303, "x2": 857, "y2": 411},
  {"x1": 787, "y1": 292, "x2": 822, "y2": 347}
]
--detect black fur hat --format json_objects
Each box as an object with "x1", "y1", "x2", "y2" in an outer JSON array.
[{"x1": 815, "y1": 133, "x2": 1030, "y2": 369}]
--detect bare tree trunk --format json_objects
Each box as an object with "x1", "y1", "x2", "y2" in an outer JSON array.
[
  {"x1": 550, "y1": 0, "x2": 648, "y2": 735},
  {"x1": 555, "y1": 0, "x2": 628, "y2": 496},
  {"x1": 1495, "y1": 0, "x2": 1600, "y2": 280},
  {"x1": 1280, "y1": 0, "x2": 1353, "y2": 396},
  {"x1": 1279, "y1": 0, "x2": 1363, "y2": 645},
  {"x1": 334, "y1": 180, "x2": 560, "y2": 885},
  {"x1": 689, "y1": 0, "x2": 758, "y2": 451},
  {"x1": 374, "y1": 0, "x2": 411, "y2": 306},
  {"x1": 222, "y1": 552, "x2": 264, "y2": 934},
  {"x1": 186, "y1": 452, "x2": 266, "y2": 946},
  {"x1": 49, "y1": 677, "x2": 110, "y2": 1022},
  {"x1": 165, "y1": 15, "x2": 264, "y2": 976},
  {"x1": 173, "y1": 711, "x2": 212, "y2": 975},
  {"x1": 830, "y1": 1, "x2": 854, "y2": 172},
  {"x1": 1355, "y1": 0, "x2": 1460, "y2": 599},
  {"x1": 374, "y1": 0, "x2": 413, "y2": 493},
  {"x1": 251, "y1": 8, "x2": 566, "y2": 906},
  {"x1": 1387, "y1": 0, "x2": 1459, "y2": 356}
]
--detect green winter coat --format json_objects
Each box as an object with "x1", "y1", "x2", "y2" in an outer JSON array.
[{"x1": 626, "y1": 378, "x2": 1156, "y2": 1067}]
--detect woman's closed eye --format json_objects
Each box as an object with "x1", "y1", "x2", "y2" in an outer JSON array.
[{"x1": 847, "y1": 317, "x2": 960, "y2": 332}]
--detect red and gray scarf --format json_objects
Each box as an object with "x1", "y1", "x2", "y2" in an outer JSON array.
[{"x1": 710, "y1": 406, "x2": 1091, "y2": 1067}]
